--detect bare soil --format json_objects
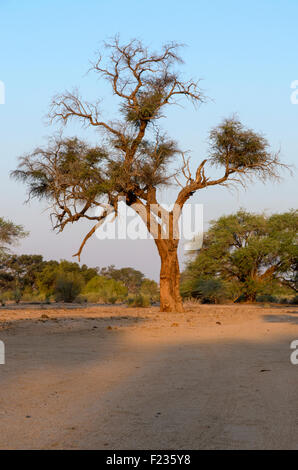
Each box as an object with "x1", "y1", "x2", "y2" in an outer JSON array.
[{"x1": 0, "y1": 303, "x2": 298, "y2": 449}]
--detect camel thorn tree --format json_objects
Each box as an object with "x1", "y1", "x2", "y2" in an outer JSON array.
[{"x1": 12, "y1": 37, "x2": 287, "y2": 312}]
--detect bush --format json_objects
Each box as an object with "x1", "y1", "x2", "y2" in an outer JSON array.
[
  {"x1": 107, "y1": 295, "x2": 117, "y2": 304},
  {"x1": 180, "y1": 278, "x2": 198, "y2": 299},
  {"x1": 74, "y1": 295, "x2": 88, "y2": 304},
  {"x1": 256, "y1": 294, "x2": 278, "y2": 303},
  {"x1": 13, "y1": 288, "x2": 22, "y2": 304},
  {"x1": 0, "y1": 290, "x2": 13, "y2": 302},
  {"x1": 100, "y1": 285, "x2": 123, "y2": 304},
  {"x1": 140, "y1": 279, "x2": 159, "y2": 303},
  {"x1": 84, "y1": 292, "x2": 100, "y2": 303},
  {"x1": 83, "y1": 275, "x2": 127, "y2": 304},
  {"x1": 0, "y1": 290, "x2": 10, "y2": 306},
  {"x1": 126, "y1": 293, "x2": 150, "y2": 307},
  {"x1": 279, "y1": 297, "x2": 290, "y2": 304},
  {"x1": 21, "y1": 287, "x2": 34, "y2": 301},
  {"x1": 54, "y1": 272, "x2": 83, "y2": 303},
  {"x1": 181, "y1": 278, "x2": 226, "y2": 304},
  {"x1": 290, "y1": 295, "x2": 298, "y2": 305}
]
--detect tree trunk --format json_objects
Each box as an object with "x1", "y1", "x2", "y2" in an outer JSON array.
[{"x1": 159, "y1": 243, "x2": 184, "y2": 313}]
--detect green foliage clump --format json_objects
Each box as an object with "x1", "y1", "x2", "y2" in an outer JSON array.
[
  {"x1": 182, "y1": 209, "x2": 298, "y2": 303},
  {"x1": 139, "y1": 279, "x2": 159, "y2": 303},
  {"x1": 37, "y1": 259, "x2": 98, "y2": 302},
  {"x1": 127, "y1": 293, "x2": 150, "y2": 308},
  {"x1": 54, "y1": 272, "x2": 83, "y2": 303},
  {"x1": 13, "y1": 288, "x2": 22, "y2": 304},
  {"x1": 0, "y1": 217, "x2": 28, "y2": 256},
  {"x1": 181, "y1": 278, "x2": 225, "y2": 304},
  {"x1": 83, "y1": 275, "x2": 127, "y2": 304},
  {"x1": 0, "y1": 252, "x2": 158, "y2": 305},
  {"x1": 74, "y1": 295, "x2": 88, "y2": 305},
  {"x1": 256, "y1": 294, "x2": 278, "y2": 303},
  {"x1": 209, "y1": 118, "x2": 272, "y2": 171},
  {"x1": 99, "y1": 265, "x2": 145, "y2": 293},
  {"x1": 99, "y1": 265, "x2": 159, "y2": 303}
]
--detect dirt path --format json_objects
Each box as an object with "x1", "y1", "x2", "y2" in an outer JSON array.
[{"x1": 0, "y1": 304, "x2": 298, "y2": 449}]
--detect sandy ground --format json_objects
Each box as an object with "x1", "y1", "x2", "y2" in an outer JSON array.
[{"x1": 0, "y1": 303, "x2": 298, "y2": 450}]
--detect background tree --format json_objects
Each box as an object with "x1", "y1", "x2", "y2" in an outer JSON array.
[
  {"x1": 139, "y1": 278, "x2": 160, "y2": 303},
  {"x1": 36, "y1": 259, "x2": 97, "y2": 299},
  {"x1": 0, "y1": 254, "x2": 45, "y2": 294},
  {"x1": 83, "y1": 275, "x2": 127, "y2": 304},
  {"x1": 0, "y1": 218, "x2": 28, "y2": 303},
  {"x1": 181, "y1": 209, "x2": 298, "y2": 302},
  {"x1": 99, "y1": 265, "x2": 159, "y2": 303},
  {"x1": 99, "y1": 265, "x2": 144, "y2": 293},
  {"x1": 13, "y1": 38, "x2": 286, "y2": 312},
  {"x1": 181, "y1": 278, "x2": 226, "y2": 304},
  {"x1": 0, "y1": 217, "x2": 27, "y2": 256},
  {"x1": 54, "y1": 271, "x2": 83, "y2": 303}
]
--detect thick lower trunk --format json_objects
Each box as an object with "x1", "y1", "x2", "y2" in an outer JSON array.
[{"x1": 159, "y1": 248, "x2": 184, "y2": 313}]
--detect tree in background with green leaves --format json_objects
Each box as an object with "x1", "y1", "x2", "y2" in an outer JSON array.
[
  {"x1": 99, "y1": 265, "x2": 144, "y2": 293},
  {"x1": 0, "y1": 254, "x2": 44, "y2": 299},
  {"x1": 181, "y1": 210, "x2": 298, "y2": 302},
  {"x1": 36, "y1": 259, "x2": 98, "y2": 302},
  {"x1": 0, "y1": 252, "x2": 158, "y2": 305},
  {"x1": 0, "y1": 218, "x2": 27, "y2": 256},
  {"x1": 0, "y1": 218, "x2": 28, "y2": 304},
  {"x1": 99, "y1": 265, "x2": 159, "y2": 304}
]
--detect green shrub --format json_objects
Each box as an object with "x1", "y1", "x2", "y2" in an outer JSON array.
[
  {"x1": 181, "y1": 278, "x2": 226, "y2": 304},
  {"x1": 140, "y1": 279, "x2": 159, "y2": 303},
  {"x1": 290, "y1": 295, "x2": 298, "y2": 305},
  {"x1": 126, "y1": 293, "x2": 150, "y2": 307},
  {"x1": 180, "y1": 278, "x2": 198, "y2": 299},
  {"x1": 107, "y1": 295, "x2": 117, "y2": 304},
  {"x1": 126, "y1": 295, "x2": 134, "y2": 306},
  {"x1": 54, "y1": 272, "x2": 83, "y2": 303},
  {"x1": 256, "y1": 294, "x2": 278, "y2": 303},
  {"x1": 100, "y1": 282, "x2": 126, "y2": 304},
  {"x1": 83, "y1": 275, "x2": 127, "y2": 304},
  {"x1": 13, "y1": 288, "x2": 22, "y2": 304},
  {"x1": 84, "y1": 292, "x2": 100, "y2": 303},
  {"x1": 81, "y1": 275, "x2": 104, "y2": 293},
  {"x1": 74, "y1": 295, "x2": 88, "y2": 304},
  {"x1": 20, "y1": 287, "x2": 33, "y2": 301},
  {"x1": 279, "y1": 297, "x2": 290, "y2": 304},
  {"x1": 1, "y1": 290, "x2": 13, "y2": 301}
]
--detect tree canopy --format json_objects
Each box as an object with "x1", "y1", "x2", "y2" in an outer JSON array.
[
  {"x1": 99, "y1": 265, "x2": 145, "y2": 293},
  {"x1": 0, "y1": 252, "x2": 158, "y2": 306},
  {"x1": 181, "y1": 209, "x2": 298, "y2": 301},
  {"x1": 0, "y1": 217, "x2": 27, "y2": 256}
]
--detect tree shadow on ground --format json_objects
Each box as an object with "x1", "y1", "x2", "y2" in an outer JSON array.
[
  {"x1": 73, "y1": 333, "x2": 298, "y2": 450},
  {"x1": 263, "y1": 311, "x2": 298, "y2": 324},
  {"x1": 1, "y1": 309, "x2": 298, "y2": 449},
  {"x1": 0, "y1": 314, "x2": 148, "y2": 372}
]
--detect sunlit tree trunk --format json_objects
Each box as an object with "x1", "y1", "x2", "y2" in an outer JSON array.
[{"x1": 157, "y1": 240, "x2": 184, "y2": 313}]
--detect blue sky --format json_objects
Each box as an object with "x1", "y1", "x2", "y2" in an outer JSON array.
[{"x1": 0, "y1": 0, "x2": 297, "y2": 279}]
